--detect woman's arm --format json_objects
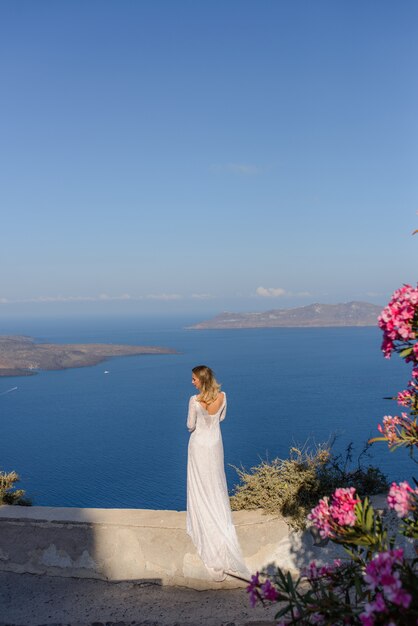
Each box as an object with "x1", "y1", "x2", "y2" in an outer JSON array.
[{"x1": 187, "y1": 396, "x2": 197, "y2": 432}]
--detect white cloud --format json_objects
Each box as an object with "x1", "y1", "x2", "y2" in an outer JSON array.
[
  {"x1": 0, "y1": 294, "x2": 133, "y2": 304},
  {"x1": 35, "y1": 295, "x2": 95, "y2": 302},
  {"x1": 97, "y1": 293, "x2": 132, "y2": 301},
  {"x1": 191, "y1": 293, "x2": 214, "y2": 300},
  {"x1": 144, "y1": 293, "x2": 182, "y2": 301},
  {"x1": 256, "y1": 286, "x2": 287, "y2": 298},
  {"x1": 255, "y1": 287, "x2": 313, "y2": 299},
  {"x1": 0, "y1": 292, "x2": 186, "y2": 305}
]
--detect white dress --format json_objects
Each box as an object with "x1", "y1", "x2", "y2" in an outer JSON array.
[{"x1": 186, "y1": 393, "x2": 249, "y2": 581}]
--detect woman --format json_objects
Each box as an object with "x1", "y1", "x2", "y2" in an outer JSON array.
[{"x1": 186, "y1": 365, "x2": 248, "y2": 581}]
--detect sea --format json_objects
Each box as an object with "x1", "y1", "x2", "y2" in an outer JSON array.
[{"x1": 0, "y1": 315, "x2": 416, "y2": 511}]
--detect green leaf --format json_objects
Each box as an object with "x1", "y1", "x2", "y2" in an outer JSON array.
[
  {"x1": 365, "y1": 504, "x2": 374, "y2": 531},
  {"x1": 368, "y1": 436, "x2": 388, "y2": 443},
  {"x1": 399, "y1": 347, "x2": 413, "y2": 358},
  {"x1": 274, "y1": 605, "x2": 291, "y2": 619}
]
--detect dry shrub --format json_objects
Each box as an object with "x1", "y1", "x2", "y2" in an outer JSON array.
[
  {"x1": 230, "y1": 442, "x2": 388, "y2": 530},
  {"x1": 0, "y1": 470, "x2": 30, "y2": 505}
]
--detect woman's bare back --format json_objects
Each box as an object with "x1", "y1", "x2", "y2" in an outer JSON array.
[{"x1": 197, "y1": 391, "x2": 226, "y2": 415}]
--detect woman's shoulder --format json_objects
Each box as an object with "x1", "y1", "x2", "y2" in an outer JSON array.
[
  {"x1": 190, "y1": 392, "x2": 226, "y2": 404},
  {"x1": 214, "y1": 391, "x2": 226, "y2": 409}
]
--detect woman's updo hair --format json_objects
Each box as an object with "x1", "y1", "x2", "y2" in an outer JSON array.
[{"x1": 192, "y1": 365, "x2": 221, "y2": 404}]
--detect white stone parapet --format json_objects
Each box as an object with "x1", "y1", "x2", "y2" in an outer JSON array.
[{"x1": 0, "y1": 505, "x2": 345, "y2": 589}]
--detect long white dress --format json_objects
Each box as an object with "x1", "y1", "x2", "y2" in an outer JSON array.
[{"x1": 186, "y1": 392, "x2": 249, "y2": 581}]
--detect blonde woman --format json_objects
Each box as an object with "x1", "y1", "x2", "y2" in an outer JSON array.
[{"x1": 186, "y1": 365, "x2": 248, "y2": 581}]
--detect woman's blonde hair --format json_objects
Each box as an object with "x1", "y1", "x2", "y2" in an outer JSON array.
[{"x1": 192, "y1": 365, "x2": 221, "y2": 404}]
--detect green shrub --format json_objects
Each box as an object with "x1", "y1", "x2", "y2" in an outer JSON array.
[
  {"x1": 0, "y1": 470, "x2": 31, "y2": 505},
  {"x1": 230, "y1": 441, "x2": 388, "y2": 530}
]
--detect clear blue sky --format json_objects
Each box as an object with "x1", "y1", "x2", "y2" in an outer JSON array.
[{"x1": 1, "y1": 0, "x2": 417, "y2": 317}]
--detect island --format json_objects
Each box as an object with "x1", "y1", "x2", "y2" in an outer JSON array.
[
  {"x1": 0, "y1": 335, "x2": 176, "y2": 377},
  {"x1": 190, "y1": 301, "x2": 382, "y2": 329}
]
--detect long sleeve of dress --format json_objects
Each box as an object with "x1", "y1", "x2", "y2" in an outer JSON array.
[
  {"x1": 187, "y1": 396, "x2": 197, "y2": 432},
  {"x1": 219, "y1": 397, "x2": 227, "y2": 422}
]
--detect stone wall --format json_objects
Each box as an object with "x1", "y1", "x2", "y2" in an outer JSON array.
[{"x1": 0, "y1": 505, "x2": 344, "y2": 590}]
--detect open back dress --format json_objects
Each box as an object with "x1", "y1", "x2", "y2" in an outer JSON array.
[{"x1": 186, "y1": 393, "x2": 248, "y2": 581}]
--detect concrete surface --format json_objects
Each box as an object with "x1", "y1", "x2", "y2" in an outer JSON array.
[{"x1": 0, "y1": 570, "x2": 280, "y2": 626}]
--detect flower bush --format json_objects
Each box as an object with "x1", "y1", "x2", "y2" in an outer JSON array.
[
  {"x1": 372, "y1": 284, "x2": 418, "y2": 456},
  {"x1": 246, "y1": 283, "x2": 418, "y2": 624}
]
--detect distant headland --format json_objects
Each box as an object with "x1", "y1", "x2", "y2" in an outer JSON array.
[
  {"x1": 0, "y1": 336, "x2": 176, "y2": 377},
  {"x1": 190, "y1": 301, "x2": 382, "y2": 329}
]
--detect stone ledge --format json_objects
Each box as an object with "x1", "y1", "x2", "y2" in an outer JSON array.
[
  {"x1": 0, "y1": 505, "x2": 343, "y2": 590},
  {"x1": 0, "y1": 505, "x2": 275, "y2": 528}
]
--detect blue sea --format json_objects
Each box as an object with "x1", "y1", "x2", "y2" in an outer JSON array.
[{"x1": 0, "y1": 315, "x2": 415, "y2": 510}]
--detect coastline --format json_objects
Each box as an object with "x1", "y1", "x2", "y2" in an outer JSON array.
[{"x1": 0, "y1": 335, "x2": 177, "y2": 377}]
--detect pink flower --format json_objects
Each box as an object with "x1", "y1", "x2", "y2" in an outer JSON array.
[
  {"x1": 381, "y1": 336, "x2": 394, "y2": 359},
  {"x1": 308, "y1": 496, "x2": 333, "y2": 538},
  {"x1": 260, "y1": 578, "x2": 278, "y2": 601},
  {"x1": 303, "y1": 559, "x2": 343, "y2": 581},
  {"x1": 359, "y1": 616, "x2": 375, "y2": 626},
  {"x1": 308, "y1": 488, "x2": 359, "y2": 537},
  {"x1": 246, "y1": 572, "x2": 260, "y2": 607},
  {"x1": 378, "y1": 284, "x2": 418, "y2": 358},
  {"x1": 377, "y1": 415, "x2": 401, "y2": 445},
  {"x1": 370, "y1": 592, "x2": 387, "y2": 613},
  {"x1": 363, "y1": 549, "x2": 411, "y2": 609},
  {"x1": 360, "y1": 592, "x2": 387, "y2": 625},
  {"x1": 393, "y1": 587, "x2": 413, "y2": 608},
  {"x1": 397, "y1": 389, "x2": 414, "y2": 407},
  {"x1": 303, "y1": 560, "x2": 330, "y2": 580},
  {"x1": 330, "y1": 487, "x2": 360, "y2": 526},
  {"x1": 387, "y1": 481, "x2": 415, "y2": 518}
]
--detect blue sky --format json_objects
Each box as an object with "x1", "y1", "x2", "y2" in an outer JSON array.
[{"x1": 1, "y1": 0, "x2": 417, "y2": 317}]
